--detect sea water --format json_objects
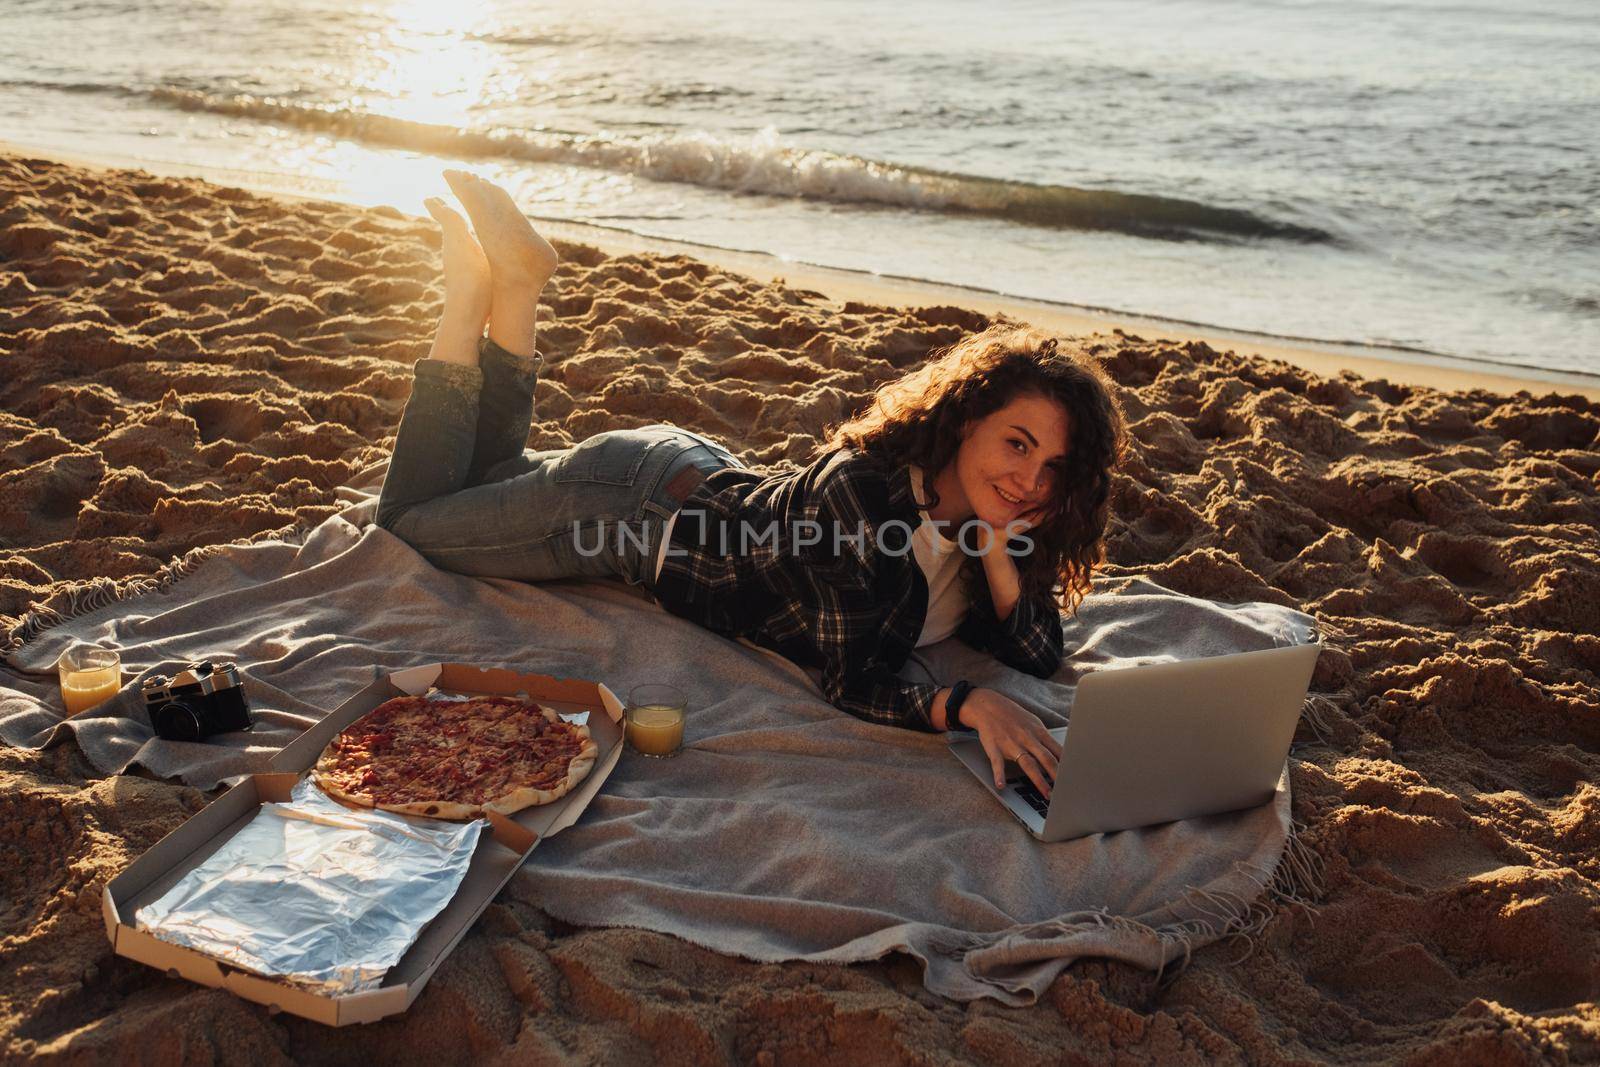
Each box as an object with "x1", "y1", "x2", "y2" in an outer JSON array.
[{"x1": 2, "y1": 0, "x2": 1595, "y2": 376}]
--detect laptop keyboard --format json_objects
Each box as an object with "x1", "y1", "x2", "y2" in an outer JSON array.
[{"x1": 1011, "y1": 779, "x2": 1050, "y2": 816}]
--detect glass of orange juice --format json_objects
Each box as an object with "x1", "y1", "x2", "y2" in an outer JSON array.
[
  {"x1": 624, "y1": 684, "x2": 686, "y2": 758},
  {"x1": 57, "y1": 643, "x2": 123, "y2": 716}
]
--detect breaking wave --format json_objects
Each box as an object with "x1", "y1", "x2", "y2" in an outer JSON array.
[{"x1": 142, "y1": 87, "x2": 1333, "y2": 244}]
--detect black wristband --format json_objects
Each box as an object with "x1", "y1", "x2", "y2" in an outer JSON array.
[{"x1": 945, "y1": 680, "x2": 976, "y2": 732}]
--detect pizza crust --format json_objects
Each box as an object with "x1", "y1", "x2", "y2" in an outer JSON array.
[
  {"x1": 482, "y1": 746, "x2": 599, "y2": 817},
  {"x1": 372, "y1": 797, "x2": 484, "y2": 820},
  {"x1": 315, "y1": 775, "x2": 378, "y2": 810}
]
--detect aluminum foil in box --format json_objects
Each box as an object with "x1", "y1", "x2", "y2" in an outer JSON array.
[{"x1": 136, "y1": 776, "x2": 484, "y2": 995}]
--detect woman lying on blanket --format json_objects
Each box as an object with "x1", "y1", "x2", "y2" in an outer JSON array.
[{"x1": 376, "y1": 170, "x2": 1129, "y2": 801}]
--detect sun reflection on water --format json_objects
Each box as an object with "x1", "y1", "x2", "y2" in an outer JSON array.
[
  {"x1": 356, "y1": 0, "x2": 500, "y2": 127},
  {"x1": 197, "y1": 1, "x2": 622, "y2": 225},
  {"x1": 311, "y1": 0, "x2": 546, "y2": 209}
]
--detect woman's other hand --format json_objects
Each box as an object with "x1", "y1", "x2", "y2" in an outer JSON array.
[
  {"x1": 958, "y1": 687, "x2": 1062, "y2": 798},
  {"x1": 969, "y1": 515, "x2": 1039, "y2": 558}
]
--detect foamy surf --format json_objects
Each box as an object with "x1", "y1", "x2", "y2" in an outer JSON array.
[{"x1": 144, "y1": 87, "x2": 1332, "y2": 245}]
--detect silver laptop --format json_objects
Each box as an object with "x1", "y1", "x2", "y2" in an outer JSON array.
[{"x1": 949, "y1": 640, "x2": 1322, "y2": 841}]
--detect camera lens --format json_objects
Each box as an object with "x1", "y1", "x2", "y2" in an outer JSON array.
[{"x1": 153, "y1": 701, "x2": 204, "y2": 743}]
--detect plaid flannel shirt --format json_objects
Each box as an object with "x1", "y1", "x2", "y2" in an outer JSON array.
[{"x1": 651, "y1": 447, "x2": 1066, "y2": 731}]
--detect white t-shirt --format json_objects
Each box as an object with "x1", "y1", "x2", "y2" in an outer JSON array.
[{"x1": 908, "y1": 465, "x2": 970, "y2": 647}]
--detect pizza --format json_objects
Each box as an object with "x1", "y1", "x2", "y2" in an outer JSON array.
[{"x1": 312, "y1": 694, "x2": 600, "y2": 821}]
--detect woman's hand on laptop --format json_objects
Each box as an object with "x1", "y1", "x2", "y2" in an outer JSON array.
[{"x1": 959, "y1": 689, "x2": 1062, "y2": 798}]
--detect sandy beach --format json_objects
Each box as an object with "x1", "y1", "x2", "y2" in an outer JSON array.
[{"x1": 3, "y1": 148, "x2": 1598, "y2": 1062}]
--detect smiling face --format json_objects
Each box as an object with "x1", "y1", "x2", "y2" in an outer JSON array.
[{"x1": 929, "y1": 392, "x2": 1073, "y2": 530}]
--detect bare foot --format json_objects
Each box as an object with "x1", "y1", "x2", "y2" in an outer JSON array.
[
  {"x1": 425, "y1": 197, "x2": 492, "y2": 321},
  {"x1": 442, "y1": 170, "x2": 555, "y2": 357},
  {"x1": 424, "y1": 196, "x2": 491, "y2": 365},
  {"x1": 442, "y1": 170, "x2": 559, "y2": 291}
]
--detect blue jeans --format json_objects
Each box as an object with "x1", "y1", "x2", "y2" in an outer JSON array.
[{"x1": 374, "y1": 338, "x2": 740, "y2": 595}]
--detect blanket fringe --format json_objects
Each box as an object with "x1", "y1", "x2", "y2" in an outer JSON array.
[
  {"x1": 1297, "y1": 695, "x2": 1337, "y2": 745},
  {"x1": 1152, "y1": 813, "x2": 1327, "y2": 989},
  {"x1": 1, "y1": 516, "x2": 321, "y2": 663},
  {"x1": 963, "y1": 812, "x2": 1327, "y2": 998}
]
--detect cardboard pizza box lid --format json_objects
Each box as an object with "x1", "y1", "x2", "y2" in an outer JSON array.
[{"x1": 104, "y1": 662, "x2": 626, "y2": 1026}]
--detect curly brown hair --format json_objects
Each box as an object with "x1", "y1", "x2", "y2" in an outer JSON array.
[{"x1": 820, "y1": 323, "x2": 1128, "y2": 615}]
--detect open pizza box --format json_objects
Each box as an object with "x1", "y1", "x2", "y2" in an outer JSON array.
[{"x1": 102, "y1": 662, "x2": 625, "y2": 1026}]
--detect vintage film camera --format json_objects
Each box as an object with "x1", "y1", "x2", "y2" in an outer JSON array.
[{"x1": 141, "y1": 660, "x2": 254, "y2": 742}]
